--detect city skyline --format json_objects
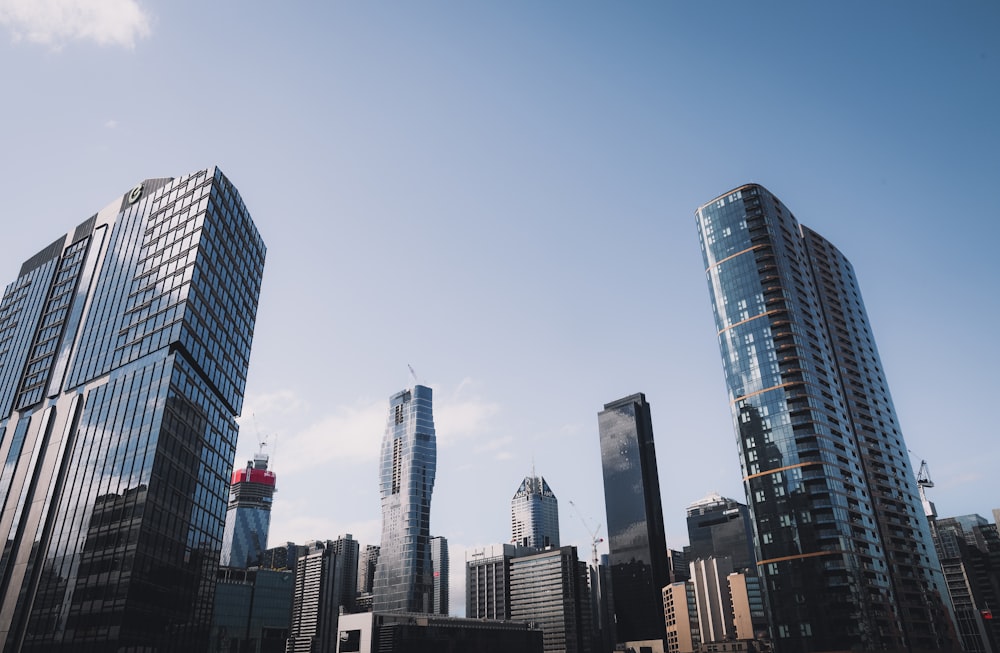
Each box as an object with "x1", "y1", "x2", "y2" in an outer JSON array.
[{"x1": 1, "y1": 1, "x2": 997, "y2": 619}]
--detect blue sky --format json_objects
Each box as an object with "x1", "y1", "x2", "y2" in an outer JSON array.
[{"x1": 1, "y1": 1, "x2": 997, "y2": 616}]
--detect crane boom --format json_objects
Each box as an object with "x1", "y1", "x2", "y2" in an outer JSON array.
[{"x1": 568, "y1": 500, "x2": 604, "y2": 569}]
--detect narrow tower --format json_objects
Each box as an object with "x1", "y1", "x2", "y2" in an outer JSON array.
[
  {"x1": 221, "y1": 449, "x2": 277, "y2": 568},
  {"x1": 511, "y1": 472, "x2": 560, "y2": 549},
  {"x1": 373, "y1": 385, "x2": 437, "y2": 613},
  {"x1": 597, "y1": 393, "x2": 669, "y2": 648},
  {"x1": 430, "y1": 535, "x2": 449, "y2": 615}
]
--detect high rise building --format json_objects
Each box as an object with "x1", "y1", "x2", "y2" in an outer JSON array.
[
  {"x1": 597, "y1": 393, "x2": 669, "y2": 649},
  {"x1": 430, "y1": 535, "x2": 449, "y2": 615},
  {"x1": 357, "y1": 544, "x2": 380, "y2": 596},
  {"x1": 931, "y1": 514, "x2": 1000, "y2": 652},
  {"x1": 727, "y1": 572, "x2": 768, "y2": 643},
  {"x1": 211, "y1": 566, "x2": 294, "y2": 653},
  {"x1": 696, "y1": 183, "x2": 957, "y2": 651},
  {"x1": 287, "y1": 537, "x2": 359, "y2": 653},
  {"x1": 595, "y1": 553, "x2": 616, "y2": 653},
  {"x1": 685, "y1": 493, "x2": 755, "y2": 574},
  {"x1": 0, "y1": 168, "x2": 265, "y2": 650},
  {"x1": 663, "y1": 582, "x2": 699, "y2": 653},
  {"x1": 262, "y1": 542, "x2": 310, "y2": 572},
  {"x1": 689, "y1": 557, "x2": 735, "y2": 644},
  {"x1": 466, "y1": 543, "x2": 528, "y2": 620},
  {"x1": 667, "y1": 548, "x2": 689, "y2": 583},
  {"x1": 509, "y1": 545, "x2": 594, "y2": 653},
  {"x1": 222, "y1": 449, "x2": 277, "y2": 568},
  {"x1": 511, "y1": 473, "x2": 560, "y2": 549},
  {"x1": 373, "y1": 385, "x2": 436, "y2": 613}
]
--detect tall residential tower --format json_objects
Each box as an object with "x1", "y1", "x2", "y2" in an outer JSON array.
[
  {"x1": 696, "y1": 183, "x2": 956, "y2": 652},
  {"x1": 511, "y1": 473, "x2": 560, "y2": 549},
  {"x1": 0, "y1": 168, "x2": 265, "y2": 651},
  {"x1": 373, "y1": 385, "x2": 437, "y2": 613}
]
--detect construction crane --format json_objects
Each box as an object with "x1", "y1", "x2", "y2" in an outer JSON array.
[
  {"x1": 916, "y1": 459, "x2": 936, "y2": 519},
  {"x1": 568, "y1": 500, "x2": 604, "y2": 569}
]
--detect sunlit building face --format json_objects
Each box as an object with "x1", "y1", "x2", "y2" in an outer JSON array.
[{"x1": 0, "y1": 168, "x2": 265, "y2": 651}]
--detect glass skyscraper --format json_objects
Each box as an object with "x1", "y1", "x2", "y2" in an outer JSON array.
[
  {"x1": 373, "y1": 385, "x2": 436, "y2": 613},
  {"x1": 685, "y1": 492, "x2": 756, "y2": 574},
  {"x1": 221, "y1": 450, "x2": 276, "y2": 568},
  {"x1": 696, "y1": 183, "x2": 956, "y2": 652},
  {"x1": 511, "y1": 473, "x2": 560, "y2": 549},
  {"x1": 597, "y1": 393, "x2": 669, "y2": 647},
  {"x1": 0, "y1": 168, "x2": 265, "y2": 651}
]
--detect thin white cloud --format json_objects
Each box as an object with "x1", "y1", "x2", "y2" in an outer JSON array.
[
  {"x1": 241, "y1": 389, "x2": 310, "y2": 422},
  {"x1": 0, "y1": 0, "x2": 151, "y2": 49},
  {"x1": 433, "y1": 395, "x2": 500, "y2": 447},
  {"x1": 243, "y1": 381, "x2": 505, "y2": 475},
  {"x1": 273, "y1": 398, "x2": 387, "y2": 473},
  {"x1": 104, "y1": 119, "x2": 117, "y2": 129},
  {"x1": 268, "y1": 497, "x2": 380, "y2": 550}
]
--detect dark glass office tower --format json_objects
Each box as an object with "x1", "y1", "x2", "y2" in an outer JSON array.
[
  {"x1": 685, "y1": 492, "x2": 756, "y2": 573},
  {"x1": 373, "y1": 385, "x2": 436, "y2": 613},
  {"x1": 597, "y1": 393, "x2": 668, "y2": 647},
  {"x1": 221, "y1": 450, "x2": 276, "y2": 568},
  {"x1": 696, "y1": 184, "x2": 956, "y2": 652},
  {"x1": 0, "y1": 168, "x2": 265, "y2": 651}
]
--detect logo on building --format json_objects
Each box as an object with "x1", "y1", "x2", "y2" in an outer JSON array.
[{"x1": 127, "y1": 184, "x2": 143, "y2": 204}]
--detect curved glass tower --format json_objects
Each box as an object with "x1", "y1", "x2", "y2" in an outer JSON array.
[
  {"x1": 696, "y1": 184, "x2": 956, "y2": 652},
  {"x1": 373, "y1": 385, "x2": 436, "y2": 613}
]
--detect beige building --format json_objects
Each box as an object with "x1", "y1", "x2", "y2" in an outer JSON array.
[{"x1": 663, "y1": 582, "x2": 698, "y2": 653}]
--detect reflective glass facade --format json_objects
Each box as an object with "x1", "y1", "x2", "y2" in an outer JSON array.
[
  {"x1": 685, "y1": 493, "x2": 756, "y2": 574},
  {"x1": 597, "y1": 393, "x2": 669, "y2": 645},
  {"x1": 221, "y1": 451, "x2": 276, "y2": 568},
  {"x1": 511, "y1": 474, "x2": 560, "y2": 549},
  {"x1": 0, "y1": 168, "x2": 265, "y2": 651},
  {"x1": 373, "y1": 385, "x2": 436, "y2": 613},
  {"x1": 211, "y1": 567, "x2": 293, "y2": 653},
  {"x1": 697, "y1": 184, "x2": 956, "y2": 651}
]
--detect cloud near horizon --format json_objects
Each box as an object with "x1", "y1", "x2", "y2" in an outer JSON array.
[{"x1": 0, "y1": 0, "x2": 151, "y2": 49}]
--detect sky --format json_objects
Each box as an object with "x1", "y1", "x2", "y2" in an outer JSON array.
[{"x1": 1, "y1": 0, "x2": 998, "y2": 617}]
